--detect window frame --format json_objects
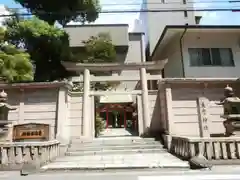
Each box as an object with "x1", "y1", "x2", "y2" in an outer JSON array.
[{"x1": 188, "y1": 48, "x2": 235, "y2": 67}]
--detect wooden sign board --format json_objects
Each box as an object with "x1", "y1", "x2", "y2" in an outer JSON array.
[{"x1": 13, "y1": 123, "x2": 50, "y2": 141}]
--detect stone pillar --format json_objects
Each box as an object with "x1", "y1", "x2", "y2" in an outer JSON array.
[
  {"x1": 82, "y1": 68, "x2": 91, "y2": 138},
  {"x1": 56, "y1": 87, "x2": 68, "y2": 143},
  {"x1": 165, "y1": 86, "x2": 174, "y2": 135},
  {"x1": 19, "y1": 89, "x2": 25, "y2": 123},
  {"x1": 140, "y1": 67, "x2": 150, "y2": 131},
  {"x1": 137, "y1": 95, "x2": 144, "y2": 134},
  {"x1": 197, "y1": 97, "x2": 211, "y2": 137}
]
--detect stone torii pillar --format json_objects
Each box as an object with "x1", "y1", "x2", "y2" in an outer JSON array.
[
  {"x1": 140, "y1": 67, "x2": 150, "y2": 131},
  {"x1": 82, "y1": 68, "x2": 91, "y2": 138}
]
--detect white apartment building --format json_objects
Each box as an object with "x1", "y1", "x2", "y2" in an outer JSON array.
[{"x1": 139, "y1": 0, "x2": 202, "y2": 54}]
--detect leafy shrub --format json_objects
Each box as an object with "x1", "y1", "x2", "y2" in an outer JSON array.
[{"x1": 95, "y1": 113, "x2": 105, "y2": 137}]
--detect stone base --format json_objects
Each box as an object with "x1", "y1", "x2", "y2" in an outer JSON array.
[
  {"x1": 59, "y1": 144, "x2": 68, "y2": 157},
  {"x1": 228, "y1": 132, "x2": 240, "y2": 137},
  {"x1": 162, "y1": 134, "x2": 172, "y2": 150},
  {"x1": 20, "y1": 161, "x2": 41, "y2": 176}
]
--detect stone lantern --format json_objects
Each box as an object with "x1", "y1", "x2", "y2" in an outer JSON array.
[
  {"x1": 219, "y1": 85, "x2": 240, "y2": 136},
  {"x1": 0, "y1": 90, "x2": 16, "y2": 133}
]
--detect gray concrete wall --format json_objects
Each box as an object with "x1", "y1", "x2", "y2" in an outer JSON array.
[
  {"x1": 64, "y1": 24, "x2": 129, "y2": 47},
  {"x1": 116, "y1": 33, "x2": 145, "y2": 91}
]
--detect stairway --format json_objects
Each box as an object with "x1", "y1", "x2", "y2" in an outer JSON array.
[{"x1": 41, "y1": 137, "x2": 189, "y2": 171}]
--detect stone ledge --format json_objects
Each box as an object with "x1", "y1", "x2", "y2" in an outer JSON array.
[
  {"x1": 0, "y1": 82, "x2": 72, "y2": 90},
  {"x1": 0, "y1": 140, "x2": 60, "y2": 147},
  {"x1": 159, "y1": 78, "x2": 238, "y2": 84}
]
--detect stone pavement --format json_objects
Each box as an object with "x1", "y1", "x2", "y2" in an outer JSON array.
[
  {"x1": 41, "y1": 136, "x2": 189, "y2": 171},
  {"x1": 5, "y1": 166, "x2": 240, "y2": 180},
  {"x1": 100, "y1": 128, "x2": 132, "y2": 137},
  {"x1": 41, "y1": 152, "x2": 189, "y2": 170}
]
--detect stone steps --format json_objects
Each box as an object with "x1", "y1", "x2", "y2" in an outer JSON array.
[
  {"x1": 40, "y1": 137, "x2": 189, "y2": 171},
  {"x1": 68, "y1": 143, "x2": 163, "y2": 151},
  {"x1": 67, "y1": 137, "x2": 164, "y2": 156},
  {"x1": 69, "y1": 140, "x2": 161, "y2": 147},
  {"x1": 66, "y1": 148, "x2": 166, "y2": 156},
  {"x1": 70, "y1": 137, "x2": 157, "y2": 145}
]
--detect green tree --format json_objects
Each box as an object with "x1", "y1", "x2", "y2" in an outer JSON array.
[
  {"x1": 4, "y1": 17, "x2": 71, "y2": 81},
  {"x1": 71, "y1": 32, "x2": 119, "y2": 91},
  {"x1": 82, "y1": 33, "x2": 116, "y2": 63},
  {"x1": 0, "y1": 28, "x2": 33, "y2": 82},
  {"x1": 14, "y1": 0, "x2": 101, "y2": 25}
]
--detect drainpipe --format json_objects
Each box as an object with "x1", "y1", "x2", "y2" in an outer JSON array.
[{"x1": 180, "y1": 25, "x2": 188, "y2": 77}]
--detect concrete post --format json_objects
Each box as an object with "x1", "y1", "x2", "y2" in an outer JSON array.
[
  {"x1": 140, "y1": 67, "x2": 150, "y2": 131},
  {"x1": 82, "y1": 68, "x2": 91, "y2": 138},
  {"x1": 56, "y1": 87, "x2": 68, "y2": 143},
  {"x1": 165, "y1": 86, "x2": 174, "y2": 135}
]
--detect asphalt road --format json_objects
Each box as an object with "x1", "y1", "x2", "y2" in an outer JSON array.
[{"x1": 3, "y1": 167, "x2": 240, "y2": 180}]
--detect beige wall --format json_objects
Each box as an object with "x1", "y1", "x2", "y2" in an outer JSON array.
[
  {"x1": 3, "y1": 87, "x2": 61, "y2": 142},
  {"x1": 23, "y1": 88, "x2": 58, "y2": 139},
  {"x1": 148, "y1": 92, "x2": 162, "y2": 132},
  {"x1": 67, "y1": 92, "x2": 96, "y2": 139},
  {"x1": 67, "y1": 93, "x2": 83, "y2": 138},
  {"x1": 171, "y1": 88, "x2": 223, "y2": 136},
  {"x1": 137, "y1": 92, "x2": 162, "y2": 134},
  {"x1": 159, "y1": 82, "x2": 239, "y2": 137}
]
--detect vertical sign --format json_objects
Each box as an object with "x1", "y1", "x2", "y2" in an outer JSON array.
[{"x1": 197, "y1": 97, "x2": 211, "y2": 137}]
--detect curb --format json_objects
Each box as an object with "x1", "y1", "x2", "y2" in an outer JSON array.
[{"x1": 40, "y1": 166, "x2": 190, "y2": 173}]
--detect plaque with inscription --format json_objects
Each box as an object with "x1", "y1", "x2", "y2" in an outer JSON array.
[
  {"x1": 197, "y1": 97, "x2": 211, "y2": 137},
  {"x1": 12, "y1": 123, "x2": 50, "y2": 141}
]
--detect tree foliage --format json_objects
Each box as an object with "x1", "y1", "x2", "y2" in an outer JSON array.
[
  {"x1": 71, "y1": 32, "x2": 119, "y2": 91},
  {"x1": 0, "y1": 27, "x2": 33, "y2": 83},
  {"x1": 14, "y1": 0, "x2": 101, "y2": 25},
  {"x1": 4, "y1": 17, "x2": 71, "y2": 81},
  {"x1": 82, "y1": 33, "x2": 116, "y2": 63},
  {"x1": 95, "y1": 112, "x2": 105, "y2": 137}
]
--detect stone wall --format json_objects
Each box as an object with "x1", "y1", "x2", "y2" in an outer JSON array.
[
  {"x1": 159, "y1": 79, "x2": 239, "y2": 138},
  {"x1": 0, "y1": 82, "x2": 70, "y2": 142},
  {"x1": 67, "y1": 92, "x2": 83, "y2": 138}
]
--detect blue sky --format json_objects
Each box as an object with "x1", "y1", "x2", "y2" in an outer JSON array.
[{"x1": 2, "y1": 0, "x2": 240, "y2": 29}]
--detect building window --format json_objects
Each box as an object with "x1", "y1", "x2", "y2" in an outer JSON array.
[
  {"x1": 184, "y1": 11, "x2": 188, "y2": 17},
  {"x1": 183, "y1": 0, "x2": 186, "y2": 4},
  {"x1": 188, "y1": 48, "x2": 234, "y2": 66}
]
